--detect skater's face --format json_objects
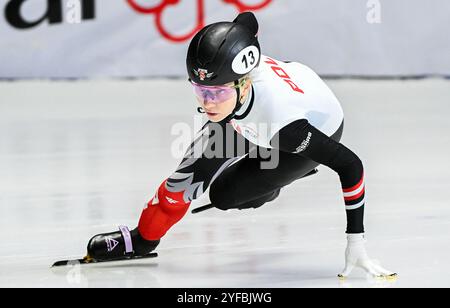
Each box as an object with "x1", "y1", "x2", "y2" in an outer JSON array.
[{"x1": 192, "y1": 78, "x2": 252, "y2": 122}]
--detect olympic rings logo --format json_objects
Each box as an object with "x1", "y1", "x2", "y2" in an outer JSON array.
[{"x1": 126, "y1": 0, "x2": 272, "y2": 43}]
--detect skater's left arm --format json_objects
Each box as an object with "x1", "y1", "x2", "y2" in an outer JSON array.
[
  {"x1": 271, "y1": 119, "x2": 397, "y2": 279},
  {"x1": 272, "y1": 119, "x2": 364, "y2": 234}
]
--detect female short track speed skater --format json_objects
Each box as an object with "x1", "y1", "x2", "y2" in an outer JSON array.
[{"x1": 84, "y1": 12, "x2": 396, "y2": 279}]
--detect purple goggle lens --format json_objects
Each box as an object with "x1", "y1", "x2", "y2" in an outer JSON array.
[{"x1": 191, "y1": 83, "x2": 237, "y2": 104}]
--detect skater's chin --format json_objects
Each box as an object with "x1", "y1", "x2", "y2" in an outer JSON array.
[{"x1": 206, "y1": 112, "x2": 225, "y2": 122}]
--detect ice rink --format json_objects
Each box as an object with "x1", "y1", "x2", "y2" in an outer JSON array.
[{"x1": 1, "y1": 78, "x2": 449, "y2": 288}]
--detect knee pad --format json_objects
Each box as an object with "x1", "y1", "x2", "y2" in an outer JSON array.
[{"x1": 138, "y1": 180, "x2": 190, "y2": 240}]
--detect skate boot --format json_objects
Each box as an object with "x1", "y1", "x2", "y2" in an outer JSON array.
[{"x1": 87, "y1": 226, "x2": 160, "y2": 262}]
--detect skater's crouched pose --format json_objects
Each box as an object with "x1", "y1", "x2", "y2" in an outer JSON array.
[{"x1": 87, "y1": 12, "x2": 396, "y2": 279}]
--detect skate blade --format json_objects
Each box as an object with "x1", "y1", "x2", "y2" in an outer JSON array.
[
  {"x1": 337, "y1": 274, "x2": 347, "y2": 280},
  {"x1": 51, "y1": 252, "x2": 158, "y2": 267},
  {"x1": 385, "y1": 273, "x2": 398, "y2": 281},
  {"x1": 337, "y1": 273, "x2": 398, "y2": 281}
]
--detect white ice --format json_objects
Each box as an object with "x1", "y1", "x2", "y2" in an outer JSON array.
[{"x1": 1, "y1": 78, "x2": 449, "y2": 288}]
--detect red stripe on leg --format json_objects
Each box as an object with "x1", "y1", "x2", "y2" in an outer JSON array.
[
  {"x1": 344, "y1": 186, "x2": 365, "y2": 202},
  {"x1": 342, "y1": 172, "x2": 364, "y2": 193}
]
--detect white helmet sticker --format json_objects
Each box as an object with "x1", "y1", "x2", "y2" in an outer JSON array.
[{"x1": 232, "y1": 46, "x2": 260, "y2": 75}]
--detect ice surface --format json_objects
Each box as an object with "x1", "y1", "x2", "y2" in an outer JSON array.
[{"x1": 1, "y1": 79, "x2": 449, "y2": 288}]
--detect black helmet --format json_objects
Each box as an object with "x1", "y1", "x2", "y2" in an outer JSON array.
[{"x1": 186, "y1": 12, "x2": 261, "y2": 86}]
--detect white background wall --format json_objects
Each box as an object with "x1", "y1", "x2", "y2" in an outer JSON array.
[{"x1": 1, "y1": 0, "x2": 449, "y2": 78}]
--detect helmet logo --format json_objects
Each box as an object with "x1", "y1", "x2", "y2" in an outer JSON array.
[{"x1": 193, "y1": 68, "x2": 213, "y2": 81}]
